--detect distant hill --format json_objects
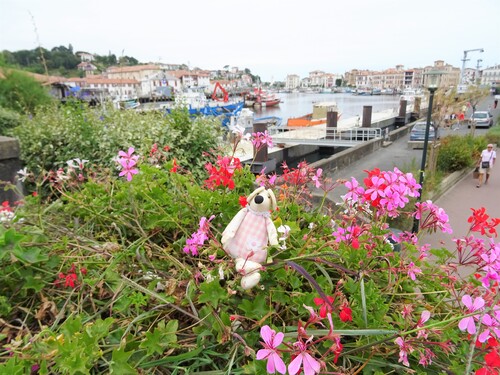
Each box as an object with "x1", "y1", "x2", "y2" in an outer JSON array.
[{"x1": 0, "y1": 44, "x2": 140, "y2": 78}]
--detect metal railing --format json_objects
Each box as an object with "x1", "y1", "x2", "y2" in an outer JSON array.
[{"x1": 269, "y1": 126, "x2": 383, "y2": 147}]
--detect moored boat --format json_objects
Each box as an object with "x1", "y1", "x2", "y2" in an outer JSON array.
[
  {"x1": 113, "y1": 96, "x2": 140, "y2": 110},
  {"x1": 287, "y1": 101, "x2": 340, "y2": 127},
  {"x1": 246, "y1": 88, "x2": 282, "y2": 108},
  {"x1": 165, "y1": 84, "x2": 244, "y2": 125},
  {"x1": 400, "y1": 88, "x2": 423, "y2": 103},
  {"x1": 353, "y1": 88, "x2": 372, "y2": 96}
]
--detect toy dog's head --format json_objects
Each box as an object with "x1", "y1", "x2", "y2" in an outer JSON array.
[{"x1": 247, "y1": 187, "x2": 277, "y2": 213}]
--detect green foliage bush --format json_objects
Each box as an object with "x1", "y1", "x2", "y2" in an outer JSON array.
[
  {"x1": 0, "y1": 69, "x2": 53, "y2": 113},
  {"x1": 0, "y1": 107, "x2": 21, "y2": 136},
  {"x1": 437, "y1": 134, "x2": 485, "y2": 172},
  {"x1": 485, "y1": 124, "x2": 500, "y2": 147},
  {"x1": 9, "y1": 104, "x2": 223, "y2": 179}
]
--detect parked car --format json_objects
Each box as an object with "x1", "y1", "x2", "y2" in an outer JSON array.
[
  {"x1": 469, "y1": 111, "x2": 493, "y2": 128},
  {"x1": 409, "y1": 121, "x2": 438, "y2": 141}
]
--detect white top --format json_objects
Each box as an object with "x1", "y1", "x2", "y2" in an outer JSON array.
[{"x1": 481, "y1": 149, "x2": 497, "y2": 167}]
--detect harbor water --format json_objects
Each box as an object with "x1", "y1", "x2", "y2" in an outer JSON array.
[{"x1": 251, "y1": 92, "x2": 403, "y2": 124}]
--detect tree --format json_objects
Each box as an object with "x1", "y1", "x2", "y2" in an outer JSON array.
[{"x1": 433, "y1": 86, "x2": 488, "y2": 130}]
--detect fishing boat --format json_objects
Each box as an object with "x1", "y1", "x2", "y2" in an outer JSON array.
[
  {"x1": 166, "y1": 82, "x2": 244, "y2": 123},
  {"x1": 245, "y1": 88, "x2": 282, "y2": 108},
  {"x1": 287, "y1": 102, "x2": 341, "y2": 127}
]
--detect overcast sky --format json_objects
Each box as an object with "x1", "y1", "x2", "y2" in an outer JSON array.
[{"x1": 1, "y1": 0, "x2": 499, "y2": 82}]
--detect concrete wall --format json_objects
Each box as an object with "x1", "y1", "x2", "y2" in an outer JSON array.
[{"x1": 0, "y1": 136, "x2": 22, "y2": 204}]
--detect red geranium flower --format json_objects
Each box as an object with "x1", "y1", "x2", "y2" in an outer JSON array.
[
  {"x1": 468, "y1": 207, "x2": 500, "y2": 237},
  {"x1": 339, "y1": 303, "x2": 353, "y2": 322},
  {"x1": 313, "y1": 295, "x2": 334, "y2": 318},
  {"x1": 239, "y1": 196, "x2": 248, "y2": 207}
]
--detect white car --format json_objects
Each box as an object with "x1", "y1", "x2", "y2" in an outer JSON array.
[{"x1": 469, "y1": 111, "x2": 493, "y2": 128}]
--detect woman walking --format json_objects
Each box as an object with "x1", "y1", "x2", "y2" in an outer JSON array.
[{"x1": 477, "y1": 144, "x2": 497, "y2": 188}]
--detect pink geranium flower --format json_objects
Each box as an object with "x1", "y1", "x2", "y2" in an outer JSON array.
[
  {"x1": 256, "y1": 325, "x2": 286, "y2": 374},
  {"x1": 288, "y1": 341, "x2": 321, "y2": 375},
  {"x1": 118, "y1": 159, "x2": 139, "y2": 181},
  {"x1": 118, "y1": 147, "x2": 139, "y2": 162},
  {"x1": 458, "y1": 294, "x2": 485, "y2": 334},
  {"x1": 407, "y1": 262, "x2": 422, "y2": 281},
  {"x1": 395, "y1": 336, "x2": 414, "y2": 367},
  {"x1": 311, "y1": 168, "x2": 322, "y2": 188}
]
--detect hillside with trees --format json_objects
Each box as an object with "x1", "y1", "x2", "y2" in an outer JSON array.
[{"x1": 0, "y1": 44, "x2": 140, "y2": 77}]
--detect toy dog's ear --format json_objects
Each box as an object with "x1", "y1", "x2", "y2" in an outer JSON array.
[
  {"x1": 267, "y1": 189, "x2": 277, "y2": 210},
  {"x1": 247, "y1": 186, "x2": 265, "y2": 203}
]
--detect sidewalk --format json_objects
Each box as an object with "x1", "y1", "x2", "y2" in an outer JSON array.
[{"x1": 421, "y1": 165, "x2": 500, "y2": 249}]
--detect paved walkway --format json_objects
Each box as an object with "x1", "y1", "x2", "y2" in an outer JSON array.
[{"x1": 421, "y1": 159, "x2": 500, "y2": 249}]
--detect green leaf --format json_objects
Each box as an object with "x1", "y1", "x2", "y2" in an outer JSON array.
[
  {"x1": 198, "y1": 280, "x2": 226, "y2": 308},
  {"x1": 238, "y1": 296, "x2": 269, "y2": 320},
  {"x1": 3, "y1": 228, "x2": 24, "y2": 246},
  {"x1": 163, "y1": 319, "x2": 179, "y2": 346},
  {"x1": 23, "y1": 274, "x2": 46, "y2": 291},
  {"x1": 11, "y1": 246, "x2": 49, "y2": 264},
  {"x1": 139, "y1": 328, "x2": 164, "y2": 356},
  {"x1": 57, "y1": 346, "x2": 88, "y2": 374},
  {"x1": 0, "y1": 357, "x2": 26, "y2": 375},
  {"x1": 109, "y1": 348, "x2": 136, "y2": 374},
  {"x1": 60, "y1": 316, "x2": 83, "y2": 337}
]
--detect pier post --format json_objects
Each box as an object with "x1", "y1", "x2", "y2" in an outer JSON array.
[
  {"x1": 326, "y1": 111, "x2": 338, "y2": 139},
  {"x1": 253, "y1": 122, "x2": 268, "y2": 163},
  {"x1": 362, "y1": 106, "x2": 372, "y2": 127},
  {"x1": 414, "y1": 97, "x2": 421, "y2": 114},
  {"x1": 395, "y1": 100, "x2": 407, "y2": 127},
  {"x1": 412, "y1": 97, "x2": 422, "y2": 120},
  {"x1": 399, "y1": 100, "x2": 407, "y2": 118}
]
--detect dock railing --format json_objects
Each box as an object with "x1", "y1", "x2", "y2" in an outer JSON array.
[{"x1": 269, "y1": 126, "x2": 382, "y2": 147}]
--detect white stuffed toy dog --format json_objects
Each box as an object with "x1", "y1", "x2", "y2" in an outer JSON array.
[{"x1": 221, "y1": 187, "x2": 278, "y2": 289}]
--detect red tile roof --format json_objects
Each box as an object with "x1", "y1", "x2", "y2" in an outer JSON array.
[
  {"x1": 65, "y1": 76, "x2": 139, "y2": 85},
  {"x1": 107, "y1": 64, "x2": 160, "y2": 73}
]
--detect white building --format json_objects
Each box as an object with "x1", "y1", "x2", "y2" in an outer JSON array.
[
  {"x1": 285, "y1": 74, "x2": 300, "y2": 90},
  {"x1": 140, "y1": 72, "x2": 179, "y2": 98},
  {"x1": 481, "y1": 65, "x2": 500, "y2": 87},
  {"x1": 308, "y1": 70, "x2": 325, "y2": 86},
  {"x1": 65, "y1": 77, "x2": 140, "y2": 99},
  {"x1": 170, "y1": 70, "x2": 211, "y2": 88}
]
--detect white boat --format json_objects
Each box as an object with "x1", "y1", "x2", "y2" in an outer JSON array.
[
  {"x1": 113, "y1": 96, "x2": 140, "y2": 110},
  {"x1": 228, "y1": 108, "x2": 282, "y2": 131},
  {"x1": 399, "y1": 88, "x2": 423, "y2": 103}
]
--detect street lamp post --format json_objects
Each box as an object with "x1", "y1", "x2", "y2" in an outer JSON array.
[{"x1": 412, "y1": 70, "x2": 444, "y2": 233}]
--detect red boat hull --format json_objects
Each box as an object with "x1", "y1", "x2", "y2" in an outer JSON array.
[{"x1": 258, "y1": 98, "x2": 281, "y2": 107}]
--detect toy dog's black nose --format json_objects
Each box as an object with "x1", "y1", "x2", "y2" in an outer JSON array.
[{"x1": 254, "y1": 195, "x2": 264, "y2": 204}]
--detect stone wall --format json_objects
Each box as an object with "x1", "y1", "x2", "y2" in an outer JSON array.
[{"x1": 0, "y1": 136, "x2": 23, "y2": 203}]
